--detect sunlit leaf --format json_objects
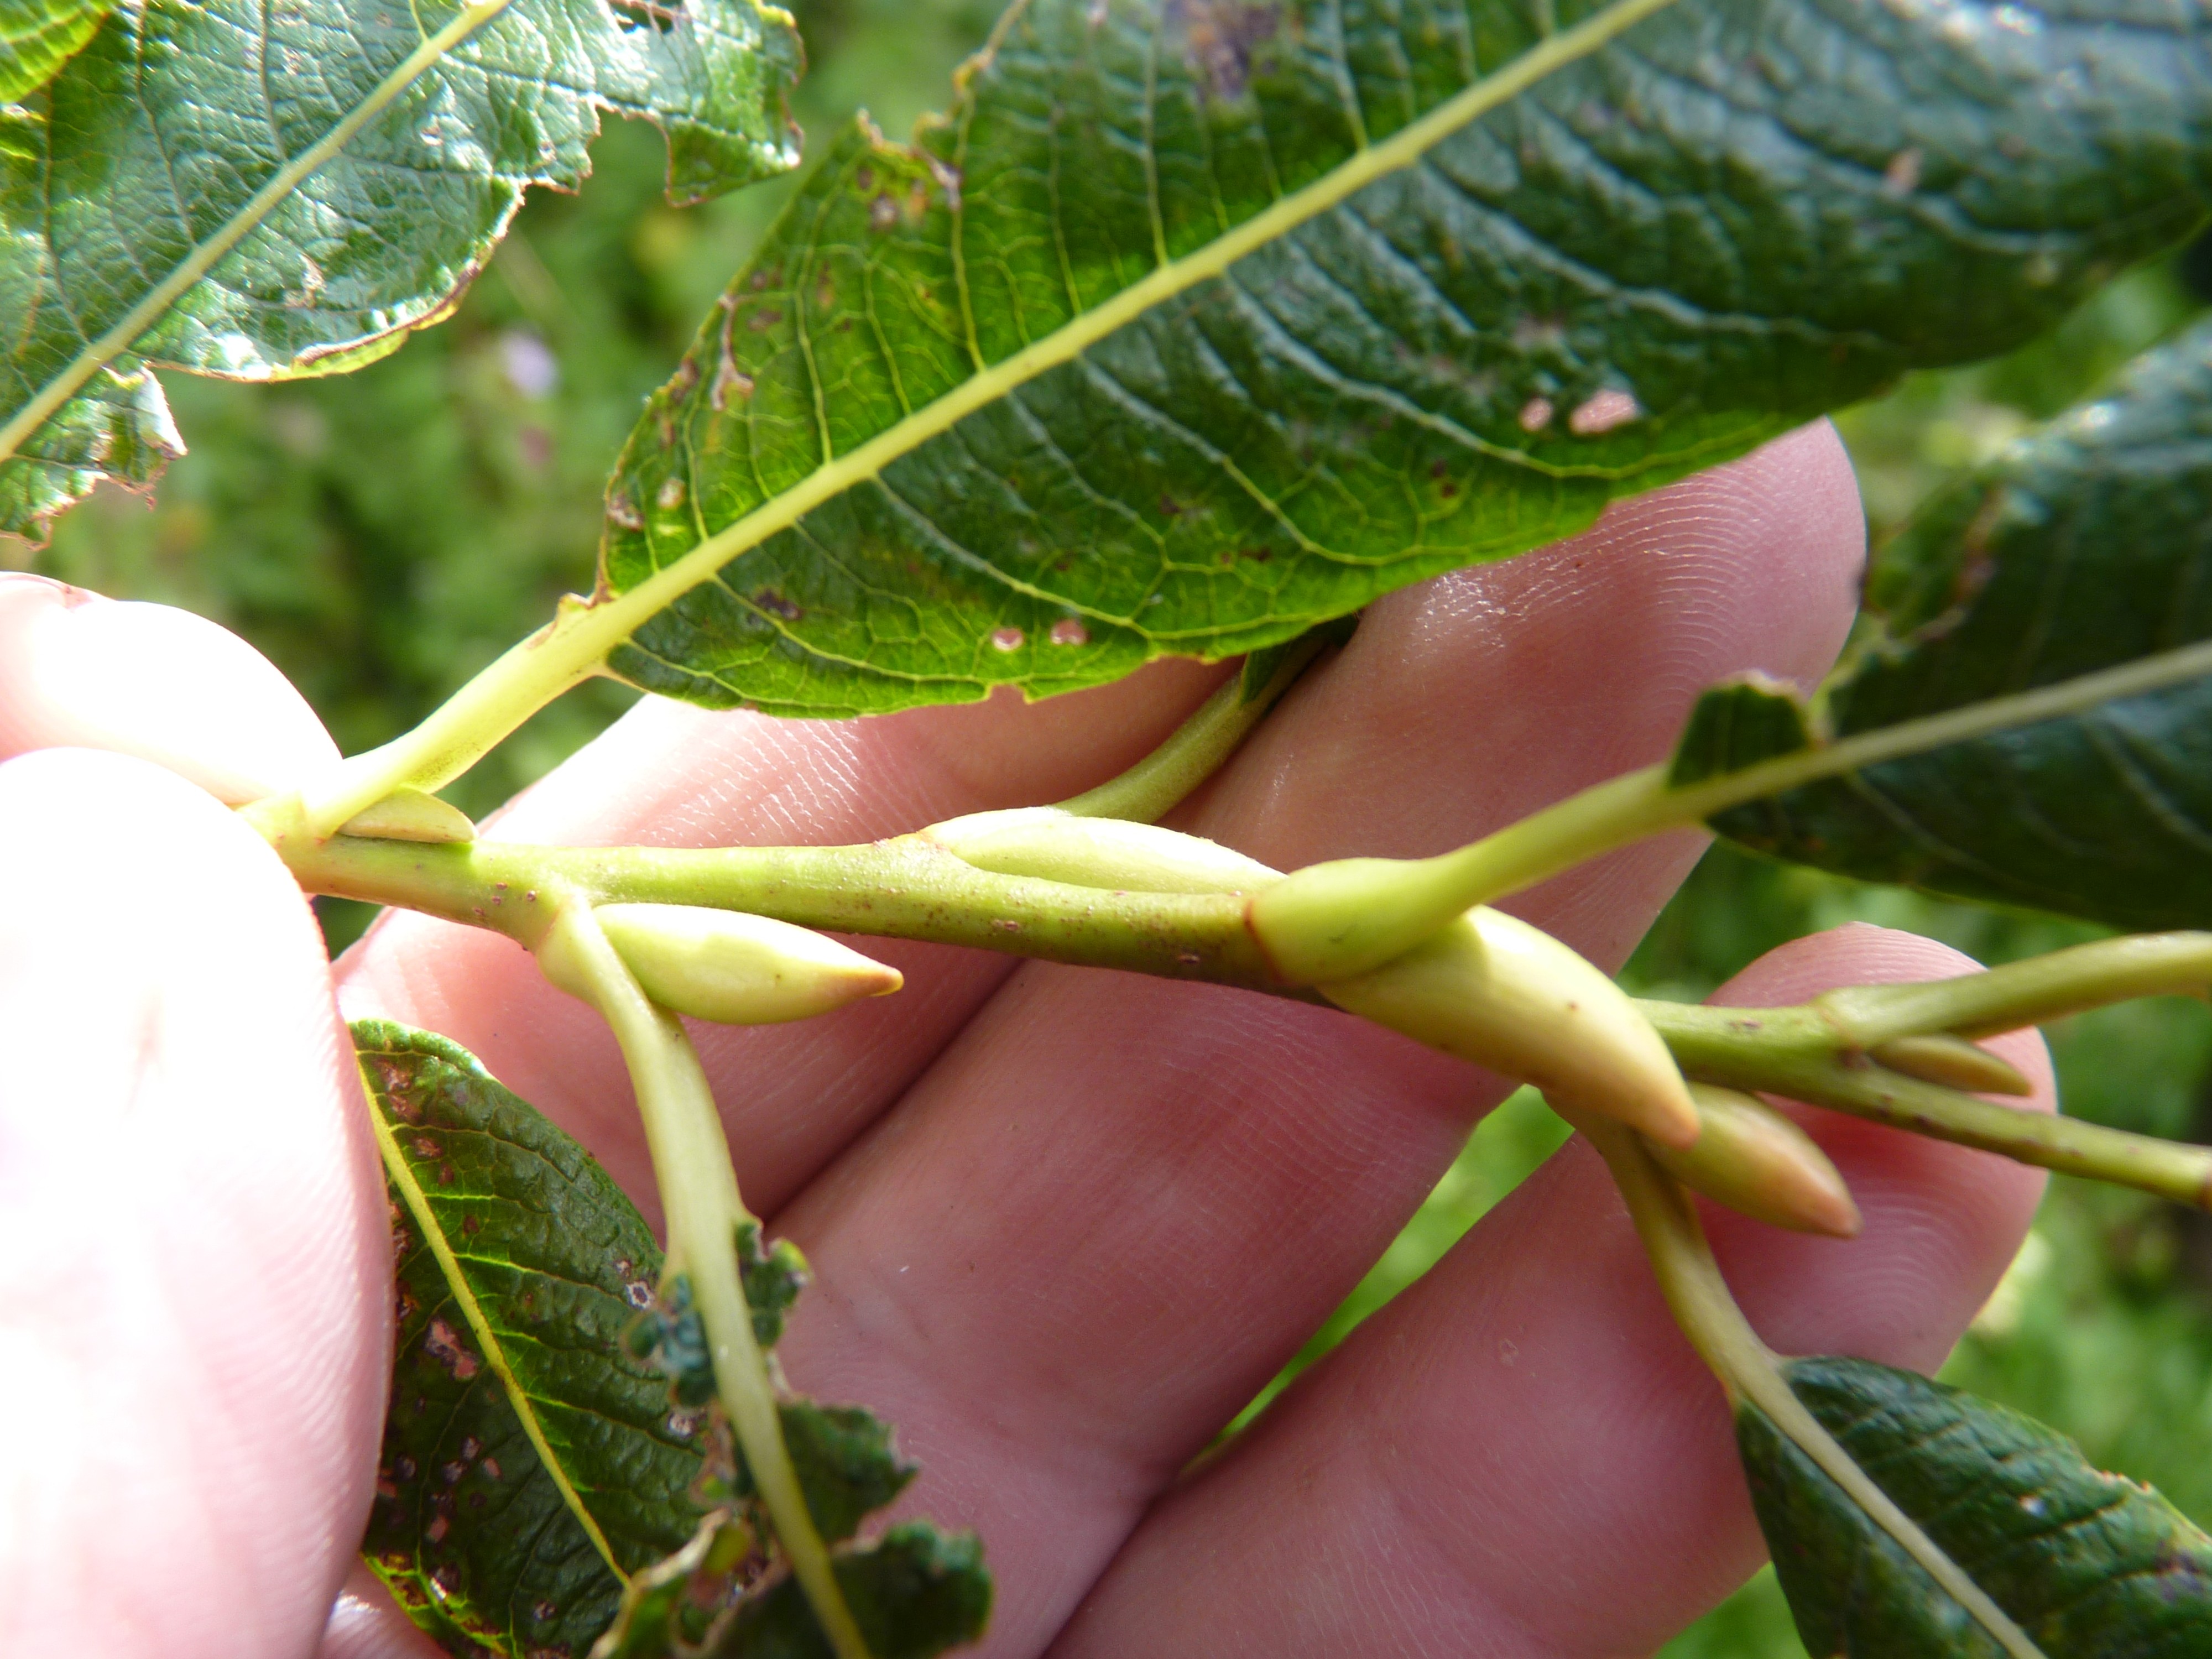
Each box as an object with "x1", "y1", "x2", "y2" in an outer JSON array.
[{"x1": 0, "y1": 0, "x2": 801, "y2": 538}]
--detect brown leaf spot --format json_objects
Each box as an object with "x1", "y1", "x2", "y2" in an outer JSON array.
[{"x1": 425, "y1": 1318, "x2": 480, "y2": 1381}]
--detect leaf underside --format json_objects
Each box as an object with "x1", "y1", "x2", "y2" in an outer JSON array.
[
  {"x1": 597, "y1": 0, "x2": 2212, "y2": 719},
  {"x1": 1740, "y1": 1355, "x2": 2212, "y2": 1658},
  {"x1": 356, "y1": 1020, "x2": 989, "y2": 1659},
  {"x1": 359, "y1": 1020, "x2": 718, "y2": 1655},
  {"x1": 0, "y1": 0, "x2": 109, "y2": 103},
  {"x1": 1674, "y1": 315, "x2": 2212, "y2": 931},
  {"x1": 0, "y1": 0, "x2": 802, "y2": 539}
]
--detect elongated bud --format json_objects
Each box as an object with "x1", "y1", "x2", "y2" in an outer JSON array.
[
  {"x1": 925, "y1": 806, "x2": 1279, "y2": 894},
  {"x1": 1319, "y1": 907, "x2": 1699, "y2": 1148},
  {"x1": 1647, "y1": 1084, "x2": 1861, "y2": 1238},
  {"x1": 338, "y1": 785, "x2": 477, "y2": 844},
  {"x1": 1247, "y1": 855, "x2": 1464, "y2": 983},
  {"x1": 543, "y1": 904, "x2": 902, "y2": 1025},
  {"x1": 1870, "y1": 1034, "x2": 2033, "y2": 1097}
]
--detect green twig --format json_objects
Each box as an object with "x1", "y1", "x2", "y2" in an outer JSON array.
[
  {"x1": 1585, "y1": 1123, "x2": 2045, "y2": 1659},
  {"x1": 535, "y1": 899, "x2": 870, "y2": 1659},
  {"x1": 1056, "y1": 631, "x2": 1331, "y2": 823},
  {"x1": 1642, "y1": 1000, "x2": 2212, "y2": 1210},
  {"x1": 283, "y1": 828, "x2": 1279, "y2": 985},
  {"x1": 1248, "y1": 641, "x2": 2212, "y2": 983}
]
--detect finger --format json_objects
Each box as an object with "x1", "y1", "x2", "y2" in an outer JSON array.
[
  {"x1": 317, "y1": 1562, "x2": 444, "y2": 1659},
  {"x1": 338, "y1": 655, "x2": 1228, "y2": 1219},
  {"x1": 764, "y1": 422, "x2": 1867, "y2": 1653},
  {"x1": 0, "y1": 750, "x2": 389, "y2": 1659},
  {"x1": 1047, "y1": 925, "x2": 2051, "y2": 1658},
  {"x1": 0, "y1": 573, "x2": 337, "y2": 802}
]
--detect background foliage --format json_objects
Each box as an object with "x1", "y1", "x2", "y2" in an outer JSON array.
[{"x1": 12, "y1": 0, "x2": 2212, "y2": 1650}]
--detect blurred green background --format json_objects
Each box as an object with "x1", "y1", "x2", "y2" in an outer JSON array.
[{"x1": 11, "y1": 3, "x2": 2212, "y2": 1650}]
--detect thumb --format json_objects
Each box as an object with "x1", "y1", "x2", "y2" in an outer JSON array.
[
  {"x1": 0, "y1": 748, "x2": 389, "y2": 1658},
  {"x1": 0, "y1": 573, "x2": 338, "y2": 802}
]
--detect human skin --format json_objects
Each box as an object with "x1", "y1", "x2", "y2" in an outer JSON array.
[{"x1": 0, "y1": 420, "x2": 2052, "y2": 1657}]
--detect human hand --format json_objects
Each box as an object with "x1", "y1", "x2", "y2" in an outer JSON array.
[{"x1": 0, "y1": 418, "x2": 2052, "y2": 1658}]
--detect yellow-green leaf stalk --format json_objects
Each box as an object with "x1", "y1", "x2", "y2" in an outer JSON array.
[
  {"x1": 1319, "y1": 907, "x2": 1700, "y2": 1148},
  {"x1": 1648, "y1": 1084, "x2": 1861, "y2": 1239}
]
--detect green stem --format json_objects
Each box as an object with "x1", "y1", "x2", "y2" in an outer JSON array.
[
  {"x1": 540, "y1": 899, "x2": 870, "y2": 1659},
  {"x1": 1254, "y1": 639, "x2": 2212, "y2": 982},
  {"x1": 0, "y1": 0, "x2": 518, "y2": 466},
  {"x1": 1643, "y1": 1000, "x2": 2212, "y2": 1210},
  {"x1": 1813, "y1": 933, "x2": 2212, "y2": 1044},
  {"x1": 1585, "y1": 1123, "x2": 2045, "y2": 1659},
  {"x1": 1056, "y1": 631, "x2": 1330, "y2": 823},
  {"x1": 283, "y1": 828, "x2": 1279, "y2": 985}
]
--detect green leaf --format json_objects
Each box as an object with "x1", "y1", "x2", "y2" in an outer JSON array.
[
  {"x1": 0, "y1": 0, "x2": 108, "y2": 103},
  {"x1": 1673, "y1": 316, "x2": 2212, "y2": 930},
  {"x1": 1741, "y1": 1354, "x2": 2212, "y2": 1657},
  {"x1": 593, "y1": 1515, "x2": 991, "y2": 1659},
  {"x1": 591, "y1": 0, "x2": 2212, "y2": 719},
  {"x1": 0, "y1": 0, "x2": 801, "y2": 539},
  {"x1": 358, "y1": 1019, "x2": 717, "y2": 1656},
  {"x1": 357, "y1": 1019, "x2": 986, "y2": 1658}
]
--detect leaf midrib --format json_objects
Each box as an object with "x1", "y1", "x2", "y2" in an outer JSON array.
[
  {"x1": 364, "y1": 1053, "x2": 630, "y2": 1585},
  {"x1": 584, "y1": 0, "x2": 1694, "y2": 658},
  {"x1": 0, "y1": 0, "x2": 516, "y2": 465}
]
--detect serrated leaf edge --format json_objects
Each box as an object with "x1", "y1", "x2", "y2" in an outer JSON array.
[
  {"x1": 361, "y1": 1047, "x2": 630, "y2": 1586},
  {"x1": 0, "y1": 0, "x2": 517, "y2": 467}
]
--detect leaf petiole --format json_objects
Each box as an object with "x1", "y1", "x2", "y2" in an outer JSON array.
[
  {"x1": 535, "y1": 898, "x2": 873, "y2": 1659},
  {"x1": 1642, "y1": 999, "x2": 2212, "y2": 1211},
  {"x1": 1586, "y1": 1123, "x2": 2046, "y2": 1659}
]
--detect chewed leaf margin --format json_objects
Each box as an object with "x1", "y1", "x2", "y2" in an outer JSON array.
[
  {"x1": 354, "y1": 1018, "x2": 989, "y2": 1658},
  {"x1": 0, "y1": 0, "x2": 804, "y2": 539}
]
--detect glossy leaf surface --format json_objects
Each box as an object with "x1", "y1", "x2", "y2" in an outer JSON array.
[
  {"x1": 1675, "y1": 317, "x2": 2212, "y2": 929},
  {"x1": 1741, "y1": 1355, "x2": 2212, "y2": 1656},
  {"x1": 0, "y1": 0, "x2": 107, "y2": 101},
  {"x1": 597, "y1": 0, "x2": 2212, "y2": 718},
  {"x1": 0, "y1": 0, "x2": 800, "y2": 537}
]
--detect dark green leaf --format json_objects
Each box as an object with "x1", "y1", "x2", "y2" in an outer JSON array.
[
  {"x1": 596, "y1": 0, "x2": 2212, "y2": 718},
  {"x1": 1741, "y1": 1354, "x2": 2212, "y2": 1657},
  {"x1": 1676, "y1": 316, "x2": 2212, "y2": 930},
  {"x1": 592, "y1": 1515, "x2": 991, "y2": 1659},
  {"x1": 357, "y1": 1019, "x2": 982, "y2": 1657},
  {"x1": 0, "y1": 0, "x2": 801, "y2": 538},
  {"x1": 0, "y1": 0, "x2": 109, "y2": 102},
  {"x1": 357, "y1": 1019, "x2": 716, "y2": 1656}
]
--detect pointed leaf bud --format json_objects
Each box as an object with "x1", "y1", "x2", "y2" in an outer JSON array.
[
  {"x1": 925, "y1": 806, "x2": 1279, "y2": 894},
  {"x1": 587, "y1": 904, "x2": 902, "y2": 1025},
  {"x1": 1319, "y1": 907, "x2": 1699, "y2": 1147},
  {"x1": 1246, "y1": 855, "x2": 1466, "y2": 983},
  {"x1": 1648, "y1": 1084, "x2": 1862, "y2": 1238},
  {"x1": 337, "y1": 785, "x2": 478, "y2": 844},
  {"x1": 1870, "y1": 1034, "x2": 2033, "y2": 1097}
]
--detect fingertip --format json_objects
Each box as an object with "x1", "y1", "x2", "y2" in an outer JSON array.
[
  {"x1": 0, "y1": 575, "x2": 338, "y2": 804},
  {"x1": 0, "y1": 748, "x2": 388, "y2": 1659}
]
